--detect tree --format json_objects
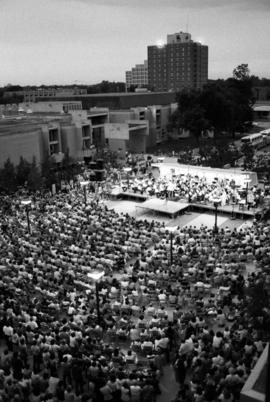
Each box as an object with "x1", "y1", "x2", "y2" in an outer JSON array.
[
  {"x1": 168, "y1": 64, "x2": 255, "y2": 141},
  {"x1": 226, "y1": 78, "x2": 254, "y2": 135},
  {"x1": 168, "y1": 90, "x2": 210, "y2": 139},
  {"x1": 16, "y1": 156, "x2": 31, "y2": 187},
  {"x1": 61, "y1": 149, "x2": 76, "y2": 182},
  {"x1": 182, "y1": 105, "x2": 210, "y2": 139},
  {"x1": 241, "y1": 142, "x2": 254, "y2": 170},
  {"x1": 200, "y1": 82, "x2": 232, "y2": 136},
  {"x1": 233, "y1": 63, "x2": 250, "y2": 81},
  {"x1": 86, "y1": 81, "x2": 126, "y2": 94},
  {"x1": 27, "y1": 157, "x2": 42, "y2": 191},
  {"x1": 0, "y1": 158, "x2": 16, "y2": 193},
  {"x1": 41, "y1": 153, "x2": 57, "y2": 189}
]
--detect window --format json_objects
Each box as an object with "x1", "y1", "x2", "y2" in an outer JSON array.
[
  {"x1": 49, "y1": 129, "x2": 58, "y2": 143},
  {"x1": 82, "y1": 125, "x2": 90, "y2": 138},
  {"x1": 83, "y1": 139, "x2": 91, "y2": 149},
  {"x1": 49, "y1": 143, "x2": 59, "y2": 155}
]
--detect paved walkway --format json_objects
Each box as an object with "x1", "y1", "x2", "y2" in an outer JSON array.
[{"x1": 157, "y1": 365, "x2": 179, "y2": 402}]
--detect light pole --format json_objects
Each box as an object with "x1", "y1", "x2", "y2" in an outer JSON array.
[
  {"x1": 123, "y1": 167, "x2": 132, "y2": 190},
  {"x1": 170, "y1": 231, "x2": 173, "y2": 266},
  {"x1": 87, "y1": 270, "x2": 105, "y2": 325},
  {"x1": 21, "y1": 200, "x2": 31, "y2": 233},
  {"x1": 231, "y1": 181, "x2": 236, "y2": 220},
  {"x1": 165, "y1": 227, "x2": 177, "y2": 266},
  {"x1": 244, "y1": 177, "x2": 251, "y2": 205},
  {"x1": 80, "y1": 180, "x2": 89, "y2": 207},
  {"x1": 212, "y1": 198, "x2": 221, "y2": 234}
]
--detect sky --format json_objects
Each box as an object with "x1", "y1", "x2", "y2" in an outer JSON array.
[{"x1": 0, "y1": 0, "x2": 270, "y2": 86}]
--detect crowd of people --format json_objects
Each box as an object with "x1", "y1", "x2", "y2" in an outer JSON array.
[{"x1": 0, "y1": 172, "x2": 269, "y2": 401}]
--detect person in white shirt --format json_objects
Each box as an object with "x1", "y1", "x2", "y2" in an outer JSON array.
[
  {"x1": 213, "y1": 332, "x2": 223, "y2": 349},
  {"x1": 3, "y1": 324, "x2": 13, "y2": 350}
]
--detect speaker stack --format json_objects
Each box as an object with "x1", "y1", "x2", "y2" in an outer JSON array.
[
  {"x1": 96, "y1": 159, "x2": 104, "y2": 170},
  {"x1": 89, "y1": 172, "x2": 96, "y2": 182},
  {"x1": 95, "y1": 170, "x2": 105, "y2": 182},
  {"x1": 89, "y1": 161, "x2": 97, "y2": 170},
  {"x1": 84, "y1": 157, "x2": 91, "y2": 165},
  {"x1": 89, "y1": 159, "x2": 105, "y2": 182}
]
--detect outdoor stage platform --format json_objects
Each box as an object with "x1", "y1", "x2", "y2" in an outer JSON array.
[
  {"x1": 136, "y1": 198, "x2": 189, "y2": 218},
  {"x1": 189, "y1": 202, "x2": 260, "y2": 219},
  {"x1": 110, "y1": 187, "x2": 261, "y2": 219},
  {"x1": 110, "y1": 187, "x2": 148, "y2": 202}
]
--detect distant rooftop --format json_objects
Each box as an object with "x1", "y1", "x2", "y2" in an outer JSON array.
[
  {"x1": 38, "y1": 91, "x2": 176, "y2": 110},
  {"x1": 40, "y1": 91, "x2": 174, "y2": 98},
  {"x1": 253, "y1": 105, "x2": 270, "y2": 112},
  {"x1": 0, "y1": 113, "x2": 71, "y2": 136}
]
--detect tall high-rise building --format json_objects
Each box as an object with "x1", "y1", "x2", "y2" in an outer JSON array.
[
  {"x1": 148, "y1": 31, "x2": 208, "y2": 92},
  {"x1": 125, "y1": 60, "x2": 148, "y2": 90}
]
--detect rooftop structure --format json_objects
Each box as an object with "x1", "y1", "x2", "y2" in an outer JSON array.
[{"x1": 37, "y1": 91, "x2": 176, "y2": 110}]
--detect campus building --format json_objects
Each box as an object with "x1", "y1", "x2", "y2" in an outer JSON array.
[
  {"x1": 19, "y1": 101, "x2": 83, "y2": 114},
  {"x1": 125, "y1": 60, "x2": 148, "y2": 90},
  {"x1": 253, "y1": 101, "x2": 270, "y2": 127},
  {"x1": 37, "y1": 91, "x2": 176, "y2": 110},
  {"x1": 147, "y1": 31, "x2": 208, "y2": 92},
  {"x1": 23, "y1": 87, "x2": 87, "y2": 103},
  {"x1": 0, "y1": 113, "x2": 95, "y2": 168},
  {"x1": 0, "y1": 91, "x2": 177, "y2": 167},
  {"x1": 104, "y1": 102, "x2": 177, "y2": 156}
]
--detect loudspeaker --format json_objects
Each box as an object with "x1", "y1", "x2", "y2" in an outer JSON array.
[
  {"x1": 89, "y1": 173, "x2": 96, "y2": 182},
  {"x1": 89, "y1": 162, "x2": 97, "y2": 170},
  {"x1": 84, "y1": 157, "x2": 91, "y2": 165},
  {"x1": 96, "y1": 159, "x2": 104, "y2": 170},
  {"x1": 95, "y1": 170, "x2": 105, "y2": 182}
]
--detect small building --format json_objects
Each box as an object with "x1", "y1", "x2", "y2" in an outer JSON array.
[
  {"x1": 104, "y1": 120, "x2": 149, "y2": 156},
  {"x1": 253, "y1": 102, "x2": 270, "y2": 123},
  {"x1": 37, "y1": 91, "x2": 176, "y2": 110},
  {"x1": 126, "y1": 60, "x2": 148, "y2": 90}
]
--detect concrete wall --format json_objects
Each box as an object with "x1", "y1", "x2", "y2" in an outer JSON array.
[
  {"x1": 109, "y1": 110, "x2": 134, "y2": 123},
  {"x1": 240, "y1": 344, "x2": 267, "y2": 402},
  {"x1": 129, "y1": 129, "x2": 147, "y2": 153},
  {"x1": 19, "y1": 101, "x2": 82, "y2": 113},
  {"x1": 38, "y1": 92, "x2": 176, "y2": 110},
  {"x1": 0, "y1": 130, "x2": 42, "y2": 168},
  {"x1": 61, "y1": 125, "x2": 81, "y2": 160},
  {"x1": 104, "y1": 123, "x2": 130, "y2": 140},
  {"x1": 107, "y1": 138, "x2": 127, "y2": 157},
  {"x1": 41, "y1": 122, "x2": 62, "y2": 154},
  {"x1": 70, "y1": 110, "x2": 88, "y2": 124}
]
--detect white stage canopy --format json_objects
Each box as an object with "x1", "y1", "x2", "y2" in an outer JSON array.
[{"x1": 152, "y1": 163, "x2": 258, "y2": 187}]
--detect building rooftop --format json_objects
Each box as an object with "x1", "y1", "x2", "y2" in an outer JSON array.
[
  {"x1": 253, "y1": 105, "x2": 270, "y2": 112},
  {"x1": 0, "y1": 114, "x2": 71, "y2": 136},
  {"x1": 40, "y1": 91, "x2": 175, "y2": 98}
]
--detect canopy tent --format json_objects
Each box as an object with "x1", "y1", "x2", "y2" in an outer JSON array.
[{"x1": 152, "y1": 163, "x2": 258, "y2": 187}]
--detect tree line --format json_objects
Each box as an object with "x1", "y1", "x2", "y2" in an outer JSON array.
[
  {"x1": 168, "y1": 64, "x2": 256, "y2": 139},
  {"x1": 0, "y1": 152, "x2": 80, "y2": 194},
  {"x1": 0, "y1": 81, "x2": 126, "y2": 105}
]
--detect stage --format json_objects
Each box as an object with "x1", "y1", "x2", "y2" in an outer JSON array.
[
  {"x1": 110, "y1": 187, "x2": 148, "y2": 202},
  {"x1": 136, "y1": 198, "x2": 189, "y2": 218}
]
